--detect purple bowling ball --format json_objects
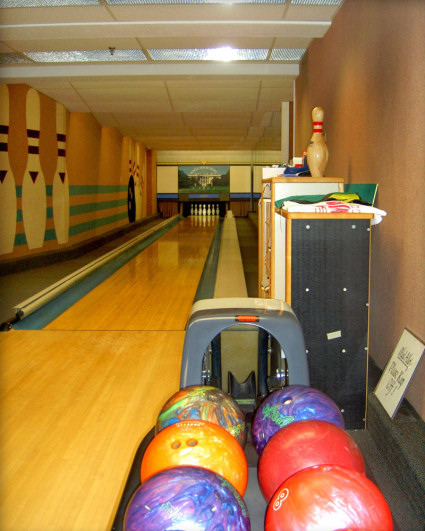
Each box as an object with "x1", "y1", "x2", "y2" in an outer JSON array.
[
  {"x1": 124, "y1": 466, "x2": 251, "y2": 530},
  {"x1": 252, "y1": 385, "x2": 345, "y2": 455}
]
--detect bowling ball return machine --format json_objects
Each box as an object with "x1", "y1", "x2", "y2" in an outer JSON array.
[
  {"x1": 181, "y1": 297, "x2": 309, "y2": 411},
  {"x1": 111, "y1": 297, "x2": 309, "y2": 530}
]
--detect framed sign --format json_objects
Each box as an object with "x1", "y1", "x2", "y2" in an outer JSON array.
[{"x1": 374, "y1": 328, "x2": 425, "y2": 418}]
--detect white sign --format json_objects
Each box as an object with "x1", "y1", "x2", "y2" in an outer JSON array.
[{"x1": 374, "y1": 328, "x2": 425, "y2": 419}]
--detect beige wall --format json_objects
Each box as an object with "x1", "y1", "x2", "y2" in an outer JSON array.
[{"x1": 295, "y1": 0, "x2": 425, "y2": 419}]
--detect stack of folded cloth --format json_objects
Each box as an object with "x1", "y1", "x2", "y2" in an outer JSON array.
[{"x1": 275, "y1": 193, "x2": 387, "y2": 225}]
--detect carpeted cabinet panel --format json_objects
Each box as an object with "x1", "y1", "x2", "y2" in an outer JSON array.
[{"x1": 290, "y1": 218, "x2": 371, "y2": 429}]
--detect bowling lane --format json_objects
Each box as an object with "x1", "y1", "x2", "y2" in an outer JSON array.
[
  {"x1": 45, "y1": 216, "x2": 218, "y2": 331},
  {"x1": 0, "y1": 329, "x2": 185, "y2": 531}
]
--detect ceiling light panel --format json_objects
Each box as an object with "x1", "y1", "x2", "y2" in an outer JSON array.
[
  {"x1": 0, "y1": 53, "x2": 33, "y2": 64},
  {"x1": 290, "y1": 0, "x2": 342, "y2": 5},
  {"x1": 107, "y1": 0, "x2": 289, "y2": 4},
  {"x1": 270, "y1": 48, "x2": 306, "y2": 60},
  {"x1": 0, "y1": 0, "x2": 99, "y2": 6},
  {"x1": 23, "y1": 50, "x2": 147, "y2": 62},
  {"x1": 148, "y1": 48, "x2": 268, "y2": 61}
]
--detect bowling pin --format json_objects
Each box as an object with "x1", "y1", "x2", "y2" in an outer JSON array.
[
  {"x1": 52, "y1": 101, "x2": 69, "y2": 244},
  {"x1": 190, "y1": 203, "x2": 194, "y2": 216},
  {"x1": 207, "y1": 204, "x2": 211, "y2": 216},
  {"x1": 22, "y1": 88, "x2": 46, "y2": 249},
  {"x1": 203, "y1": 204, "x2": 206, "y2": 216},
  {"x1": 306, "y1": 106, "x2": 329, "y2": 177},
  {"x1": 0, "y1": 85, "x2": 17, "y2": 255}
]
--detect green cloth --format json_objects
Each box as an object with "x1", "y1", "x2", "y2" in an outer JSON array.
[{"x1": 275, "y1": 192, "x2": 363, "y2": 209}]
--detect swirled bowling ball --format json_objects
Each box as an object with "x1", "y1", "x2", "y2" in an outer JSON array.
[
  {"x1": 156, "y1": 385, "x2": 247, "y2": 447},
  {"x1": 125, "y1": 466, "x2": 251, "y2": 531},
  {"x1": 258, "y1": 420, "x2": 365, "y2": 502},
  {"x1": 252, "y1": 385, "x2": 344, "y2": 455},
  {"x1": 141, "y1": 420, "x2": 249, "y2": 496},
  {"x1": 265, "y1": 465, "x2": 393, "y2": 531}
]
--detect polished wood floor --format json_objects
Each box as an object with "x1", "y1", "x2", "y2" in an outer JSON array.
[
  {"x1": 0, "y1": 217, "x2": 218, "y2": 531},
  {"x1": 46, "y1": 217, "x2": 218, "y2": 331}
]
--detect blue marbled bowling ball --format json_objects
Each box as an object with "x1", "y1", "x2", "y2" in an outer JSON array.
[
  {"x1": 252, "y1": 385, "x2": 345, "y2": 455},
  {"x1": 124, "y1": 466, "x2": 251, "y2": 531}
]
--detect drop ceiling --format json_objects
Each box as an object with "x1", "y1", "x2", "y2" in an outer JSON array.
[{"x1": 0, "y1": 0, "x2": 343, "y2": 151}]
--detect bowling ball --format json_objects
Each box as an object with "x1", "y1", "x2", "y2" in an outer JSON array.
[
  {"x1": 156, "y1": 385, "x2": 247, "y2": 447},
  {"x1": 257, "y1": 420, "x2": 365, "y2": 502},
  {"x1": 265, "y1": 464, "x2": 393, "y2": 531},
  {"x1": 141, "y1": 420, "x2": 248, "y2": 496},
  {"x1": 124, "y1": 466, "x2": 251, "y2": 531},
  {"x1": 252, "y1": 385, "x2": 344, "y2": 455}
]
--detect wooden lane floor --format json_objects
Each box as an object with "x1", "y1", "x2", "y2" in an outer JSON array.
[
  {"x1": 0, "y1": 329, "x2": 185, "y2": 531},
  {"x1": 0, "y1": 216, "x2": 219, "y2": 530},
  {"x1": 45, "y1": 216, "x2": 218, "y2": 331}
]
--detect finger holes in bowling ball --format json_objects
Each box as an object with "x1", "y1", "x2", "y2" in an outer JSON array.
[
  {"x1": 186, "y1": 438, "x2": 198, "y2": 447},
  {"x1": 171, "y1": 440, "x2": 181, "y2": 449},
  {"x1": 283, "y1": 398, "x2": 292, "y2": 405}
]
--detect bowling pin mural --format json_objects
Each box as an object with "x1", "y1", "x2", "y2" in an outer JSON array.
[
  {"x1": 139, "y1": 145, "x2": 146, "y2": 219},
  {"x1": 306, "y1": 106, "x2": 329, "y2": 177},
  {"x1": 52, "y1": 101, "x2": 69, "y2": 244},
  {"x1": 22, "y1": 88, "x2": 47, "y2": 249},
  {"x1": 127, "y1": 140, "x2": 136, "y2": 222},
  {"x1": 134, "y1": 142, "x2": 142, "y2": 221},
  {"x1": 0, "y1": 84, "x2": 17, "y2": 255}
]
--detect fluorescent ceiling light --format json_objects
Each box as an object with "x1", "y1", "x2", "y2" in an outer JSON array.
[
  {"x1": 291, "y1": 0, "x2": 342, "y2": 4},
  {"x1": 0, "y1": 0, "x2": 98, "y2": 6},
  {"x1": 0, "y1": 0, "x2": 342, "y2": 5},
  {"x1": 270, "y1": 48, "x2": 306, "y2": 61},
  {"x1": 0, "y1": 53, "x2": 33, "y2": 64},
  {"x1": 106, "y1": 0, "x2": 341, "y2": 4},
  {"x1": 0, "y1": 48, "x2": 304, "y2": 64},
  {"x1": 107, "y1": 0, "x2": 289, "y2": 4},
  {"x1": 23, "y1": 50, "x2": 147, "y2": 62},
  {"x1": 148, "y1": 48, "x2": 269, "y2": 61}
]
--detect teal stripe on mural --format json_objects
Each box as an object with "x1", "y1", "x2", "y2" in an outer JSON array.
[
  {"x1": 15, "y1": 185, "x2": 126, "y2": 197},
  {"x1": 44, "y1": 228, "x2": 57, "y2": 242},
  {"x1": 69, "y1": 211, "x2": 128, "y2": 236},
  {"x1": 14, "y1": 232, "x2": 26, "y2": 246},
  {"x1": 70, "y1": 198, "x2": 127, "y2": 216},
  {"x1": 69, "y1": 185, "x2": 127, "y2": 195},
  {"x1": 16, "y1": 208, "x2": 53, "y2": 222}
]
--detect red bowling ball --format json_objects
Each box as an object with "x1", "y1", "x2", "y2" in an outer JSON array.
[
  {"x1": 265, "y1": 464, "x2": 393, "y2": 531},
  {"x1": 258, "y1": 419, "x2": 365, "y2": 502}
]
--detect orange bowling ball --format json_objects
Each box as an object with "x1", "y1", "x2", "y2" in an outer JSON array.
[{"x1": 141, "y1": 420, "x2": 248, "y2": 496}]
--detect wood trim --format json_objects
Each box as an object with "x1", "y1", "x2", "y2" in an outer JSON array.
[
  {"x1": 276, "y1": 209, "x2": 374, "y2": 220},
  {"x1": 285, "y1": 218, "x2": 292, "y2": 305},
  {"x1": 270, "y1": 182, "x2": 276, "y2": 298},
  {"x1": 262, "y1": 176, "x2": 345, "y2": 185}
]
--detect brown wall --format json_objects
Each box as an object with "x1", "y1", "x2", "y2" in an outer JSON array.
[{"x1": 295, "y1": 0, "x2": 425, "y2": 419}]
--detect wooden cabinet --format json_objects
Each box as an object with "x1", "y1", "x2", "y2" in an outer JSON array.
[
  {"x1": 258, "y1": 176, "x2": 344, "y2": 299},
  {"x1": 258, "y1": 174, "x2": 371, "y2": 429}
]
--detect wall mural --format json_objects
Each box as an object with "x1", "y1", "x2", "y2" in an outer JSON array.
[{"x1": 0, "y1": 85, "x2": 17, "y2": 255}]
